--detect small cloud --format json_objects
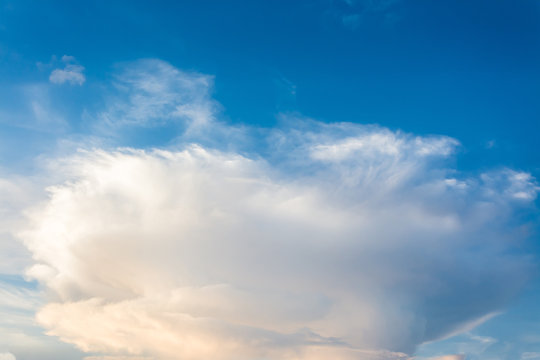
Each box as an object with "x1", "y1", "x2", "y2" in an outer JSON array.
[
  {"x1": 49, "y1": 65, "x2": 85, "y2": 85},
  {"x1": 61, "y1": 55, "x2": 76, "y2": 63},
  {"x1": 49, "y1": 55, "x2": 85, "y2": 85},
  {"x1": 481, "y1": 169, "x2": 539, "y2": 201}
]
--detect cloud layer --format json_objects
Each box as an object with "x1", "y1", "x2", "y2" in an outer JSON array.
[{"x1": 9, "y1": 59, "x2": 539, "y2": 360}]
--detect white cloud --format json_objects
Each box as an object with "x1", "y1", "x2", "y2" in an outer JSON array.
[
  {"x1": 481, "y1": 169, "x2": 540, "y2": 201},
  {"x1": 1, "y1": 59, "x2": 535, "y2": 360},
  {"x1": 49, "y1": 56, "x2": 85, "y2": 86},
  {"x1": 60, "y1": 55, "x2": 76, "y2": 63},
  {"x1": 17, "y1": 126, "x2": 537, "y2": 359},
  {"x1": 309, "y1": 132, "x2": 458, "y2": 161},
  {"x1": 0, "y1": 175, "x2": 45, "y2": 274},
  {"x1": 0, "y1": 273, "x2": 86, "y2": 360}
]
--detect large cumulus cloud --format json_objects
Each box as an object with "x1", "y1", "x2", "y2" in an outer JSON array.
[{"x1": 13, "y1": 60, "x2": 539, "y2": 360}]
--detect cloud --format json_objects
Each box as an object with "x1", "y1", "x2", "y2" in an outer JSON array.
[
  {"x1": 0, "y1": 273, "x2": 86, "y2": 360},
  {"x1": 0, "y1": 59, "x2": 533, "y2": 360},
  {"x1": 0, "y1": 175, "x2": 47, "y2": 274},
  {"x1": 49, "y1": 56, "x2": 85, "y2": 86},
  {"x1": 96, "y1": 59, "x2": 216, "y2": 130},
  {"x1": 0, "y1": 353, "x2": 16, "y2": 360},
  {"x1": 17, "y1": 118, "x2": 538, "y2": 360},
  {"x1": 309, "y1": 132, "x2": 458, "y2": 161},
  {"x1": 481, "y1": 170, "x2": 539, "y2": 201},
  {"x1": 415, "y1": 330, "x2": 499, "y2": 360}
]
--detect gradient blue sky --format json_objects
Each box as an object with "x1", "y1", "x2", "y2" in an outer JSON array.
[{"x1": 0, "y1": 1, "x2": 539, "y2": 360}]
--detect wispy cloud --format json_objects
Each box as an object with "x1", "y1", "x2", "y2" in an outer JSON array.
[
  {"x1": 416, "y1": 329, "x2": 499, "y2": 359},
  {"x1": 96, "y1": 59, "x2": 215, "y2": 131}
]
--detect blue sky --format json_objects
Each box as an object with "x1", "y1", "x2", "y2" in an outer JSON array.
[{"x1": 0, "y1": 1, "x2": 539, "y2": 360}]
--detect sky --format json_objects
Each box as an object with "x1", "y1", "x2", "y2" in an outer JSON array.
[{"x1": 0, "y1": 1, "x2": 539, "y2": 360}]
